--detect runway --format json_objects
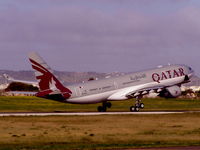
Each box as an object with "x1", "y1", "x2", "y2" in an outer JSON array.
[
  {"x1": 0, "y1": 111, "x2": 194, "y2": 117},
  {"x1": 129, "y1": 146, "x2": 200, "y2": 150}
]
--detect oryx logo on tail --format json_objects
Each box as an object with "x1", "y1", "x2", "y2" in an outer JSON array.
[
  {"x1": 29, "y1": 52, "x2": 72, "y2": 99},
  {"x1": 49, "y1": 77, "x2": 59, "y2": 91}
]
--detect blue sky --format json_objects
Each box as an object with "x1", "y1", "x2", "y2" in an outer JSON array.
[{"x1": 0, "y1": 0, "x2": 200, "y2": 76}]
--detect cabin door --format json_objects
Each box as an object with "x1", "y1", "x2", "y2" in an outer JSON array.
[
  {"x1": 114, "y1": 81, "x2": 118, "y2": 89},
  {"x1": 75, "y1": 87, "x2": 81, "y2": 97}
]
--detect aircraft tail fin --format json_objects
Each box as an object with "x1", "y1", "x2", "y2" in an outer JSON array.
[
  {"x1": 28, "y1": 52, "x2": 72, "y2": 100},
  {"x1": 3, "y1": 74, "x2": 14, "y2": 81}
]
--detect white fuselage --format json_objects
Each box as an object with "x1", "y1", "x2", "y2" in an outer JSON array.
[{"x1": 65, "y1": 64, "x2": 193, "y2": 104}]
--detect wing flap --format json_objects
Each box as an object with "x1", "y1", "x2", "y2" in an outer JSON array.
[
  {"x1": 126, "y1": 86, "x2": 165, "y2": 98},
  {"x1": 108, "y1": 85, "x2": 165, "y2": 101}
]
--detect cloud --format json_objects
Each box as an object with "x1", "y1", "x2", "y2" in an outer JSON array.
[{"x1": 0, "y1": 1, "x2": 199, "y2": 74}]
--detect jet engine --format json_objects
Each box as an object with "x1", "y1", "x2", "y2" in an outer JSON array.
[{"x1": 158, "y1": 85, "x2": 182, "y2": 98}]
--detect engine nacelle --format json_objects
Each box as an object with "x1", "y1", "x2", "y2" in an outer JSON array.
[{"x1": 158, "y1": 85, "x2": 182, "y2": 98}]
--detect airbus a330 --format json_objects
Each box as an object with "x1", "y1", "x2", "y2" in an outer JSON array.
[{"x1": 28, "y1": 52, "x2": 194, "y2": 112}]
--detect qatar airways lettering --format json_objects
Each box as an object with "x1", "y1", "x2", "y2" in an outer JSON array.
[{"x1": 152, "y1": 68, "x2": 185, "y2": 83}]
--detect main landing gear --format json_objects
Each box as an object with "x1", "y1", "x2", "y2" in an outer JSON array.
[
  {"x1": 97, "y1": 102, "x2": 112, "y2": 112},
  {"x1": 130, "y1": 96, "x2": 144, "y2": 112}
]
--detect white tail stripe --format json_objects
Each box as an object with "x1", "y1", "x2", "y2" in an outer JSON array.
[
  {"x1": 32, "y1": 64, "x2": 47, "y2": 72},
  {"x1": 31, "y1": 62, "x2": 53, "y2": 74},
  {"x1": 35, "y1": 71, "x2": 43, "y2": 77}
]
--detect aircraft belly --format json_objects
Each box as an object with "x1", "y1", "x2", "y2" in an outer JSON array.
[{"x1": 66, "y1": 90, "x2": 117, "y2": 104}]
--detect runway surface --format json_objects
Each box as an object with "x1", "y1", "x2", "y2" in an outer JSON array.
[
  {"x1": 0, "y1": 111, "x2": 196, "y2": 117},
  {"x1": 129, "y1": 146, "x2": 200, "y2": 150}
]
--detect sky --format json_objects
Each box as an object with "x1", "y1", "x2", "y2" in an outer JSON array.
[{"x1": 0, "y1": 0, "x2": 200, "y2": 75}]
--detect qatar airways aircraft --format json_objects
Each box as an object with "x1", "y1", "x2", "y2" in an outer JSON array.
[
  {"x1": 28, "y1": 52, "x2": 194, "y2": 112},
  {"x1": 3, "y1": 74, "x2": 38, "y2": 87}
]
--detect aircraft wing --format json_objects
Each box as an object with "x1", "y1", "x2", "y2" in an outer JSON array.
[
  {"x1": 125, "y1": 86, "x2": 165, "y2": 99},
  {"x1": 107, "y1": 84, "x2": 165, "y2": 100},
  {"x1": 108, "y1": 75, "x2": 189, "y2": 101},
  {"x1": 3, "y1": 74, "x2": 38, "y2": 87}
]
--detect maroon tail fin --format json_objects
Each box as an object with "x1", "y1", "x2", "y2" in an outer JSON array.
[{"x1": 28, "y1": 52, "x2": 72, "y2": 100}]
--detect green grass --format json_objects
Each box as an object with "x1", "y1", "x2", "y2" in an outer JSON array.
[
  {"x1": 0, "y1": 96, "x2": 200, "y2": 112},
  {"x1": 0, "y1": 113, "x2": 200, "y2": 149},
  {"x1": 1, "y1": 96, "x2": 200, "y2": 149}
]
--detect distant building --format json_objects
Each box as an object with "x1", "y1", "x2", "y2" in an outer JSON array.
[
  {"x1": 4, "y1": 91, "x2": 36, "y2": 96},
  {"x1": 181, "y1": 85, "x2": 200, "y2": 93},
  {"x1": 0, "y1": 83, "x2": 9, "y2": 90}
]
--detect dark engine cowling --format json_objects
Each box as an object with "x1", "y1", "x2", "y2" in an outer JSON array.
[{"x1": 158, "y1": 85, "x2": 182, "y2": 98}]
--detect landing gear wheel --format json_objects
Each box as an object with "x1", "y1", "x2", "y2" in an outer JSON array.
[
  {"x1": 106, "y1": 102, "x2": 112, "y2": 108},
  {"x1": 130, "y1": 106, "x2": 134, "y2": 112},
  {"x1": 140, "y1": 103, "x2": 144, "y2": 109},
  {"x1": 130, "y1": 96, "x2": 144, "y2": 112},
  {"x1": 134, "y1": 106, "x2": 140, "y2": 112},
  {"x1": 97, "y1": 106, "x2": 107, "y2": 112},
  {"x1": 97, "y1": 102, "x2": 112, "y2": 112},
  {"x1": 130, "y1": 106, "x2": 135, "y2": 112},
  {"x1": 130, "y1": 106, "x2": 139, "y2": 112}
]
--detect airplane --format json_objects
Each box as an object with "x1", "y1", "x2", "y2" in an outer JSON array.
[
  {"x1": 28, "y1": 52, "x2": 194, "y2": 112},
  {"x1": 3, "y1": 74, "x2": 38, "y2": 87}
]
